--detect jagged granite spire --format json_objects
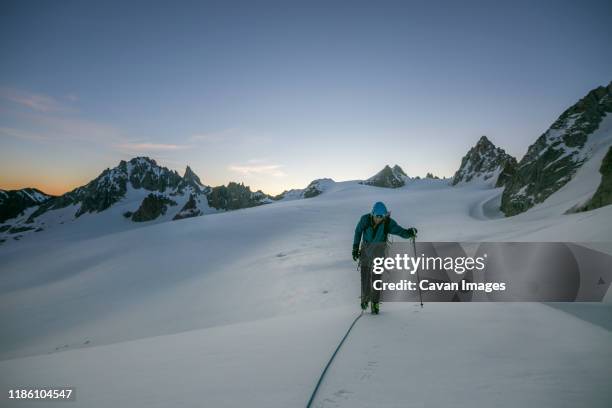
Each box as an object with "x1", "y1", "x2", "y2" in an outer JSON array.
[
  {"x1": 451, "y1": 136, "x2": 516, "y2": 187},
  {"x1": 177, "y1": 165, "x2": 206, "y2": 194}
]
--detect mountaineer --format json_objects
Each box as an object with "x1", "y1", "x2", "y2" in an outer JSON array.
[{"x1": 352, "y1": 201, "x2": 417, "y2": 314}]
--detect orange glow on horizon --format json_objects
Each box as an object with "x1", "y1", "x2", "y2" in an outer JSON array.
[{"x1": 0, "y1": 180, "x2": 82, "y2": 196}]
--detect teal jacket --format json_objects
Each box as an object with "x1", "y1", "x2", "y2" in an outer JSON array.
[{"x1": 353, "y1": 213, "x2": 413, "y2": 247}]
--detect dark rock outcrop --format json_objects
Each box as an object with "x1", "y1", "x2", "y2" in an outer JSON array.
[
  {"x1": 207, "y1": 182, "x2": 270, "y2": 210},
  {"x1": 173, "y1": 193, "x2": 203, "y2": 220},
  {"x1": 572, "y1": 146, "x2": 612, "y2": 212},
  {"x1": 361, "y1": 165, "x2": 408, "y2": 188},
  {"x1": 128, "y1": 157, "x2": 182, "y2": 192},
  {"x1": 501, "y1": 82, "x2": 612, "y2": 216},
  {"x1": 131, "y1": 193, "x2": 177, "y2": 222},
  {"x1": 272, "y1": 178, "x2": 335, "y2": 200},
  {"x1": 451, "y1": 136, "x2": 516, "y2": 186},
  {"x1": 0, "y1": 188, "x2": 52, "y2": 223}
]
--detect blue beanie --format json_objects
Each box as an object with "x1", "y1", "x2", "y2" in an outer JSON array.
[{"x1": 372, "y1": 201, "x2": 388, "y2": 216}]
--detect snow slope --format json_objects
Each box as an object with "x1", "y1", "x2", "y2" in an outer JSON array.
[
  {"x1": 1, "y1": 176, "x2": 611, "y2": 407},
  {"x1": 312, "y1": 303, "x2": 612, "y2": 408},
  {"x1": 1, "y1": 307, "x2": 359, "y2": 408}
]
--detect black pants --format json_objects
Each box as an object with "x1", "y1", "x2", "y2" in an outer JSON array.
[{"x1": 359, "y1": 243, "x2": 386, "y2": 304}]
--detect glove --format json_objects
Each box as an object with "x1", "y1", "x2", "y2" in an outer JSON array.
[
  {"x1": 352, "y1": 245, "x2": 360, "y2": 261},
  {"x1": 406, "y1": 227, "x2": 418, "y2": 239}
]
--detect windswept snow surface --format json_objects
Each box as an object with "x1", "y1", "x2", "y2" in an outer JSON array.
[{"x1": 1, "y1": 178, "x2": 611, "y2": 407}]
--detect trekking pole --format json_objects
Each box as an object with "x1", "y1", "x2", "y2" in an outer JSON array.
[{"x1": 412, "y1": 237, "x2": 424, "y2": 308}]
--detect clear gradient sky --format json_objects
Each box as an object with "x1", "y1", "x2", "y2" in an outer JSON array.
[{"x1": 1, "y1": 0, "x2": 611, "y2": 195}]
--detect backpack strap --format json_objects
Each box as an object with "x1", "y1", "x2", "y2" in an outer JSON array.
[{"x1": 383, "y1": 215, "x2": 390, "y2": 238}]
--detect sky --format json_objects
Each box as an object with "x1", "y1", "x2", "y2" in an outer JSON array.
[{"x1": 1, "y1": 0, "x2": 611, "y2": 196}]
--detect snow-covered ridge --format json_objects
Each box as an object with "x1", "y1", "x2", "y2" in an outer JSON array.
[
  {"x1": 0, "y1": 187, "x2": 51, "y2": 206},
  {"x1": 500, "y1": 81, "x2": 612, "y2": 216},
  {"x1": 0, "y1": 188, "x2": 53, "y2": 224},
  {"x1": 274, "y1": 178, "x2": 336, "y2": 201}
]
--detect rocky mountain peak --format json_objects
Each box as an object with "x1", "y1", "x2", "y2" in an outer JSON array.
[
  {"x1": 128, "y1": 156, "x2": 158, "y2": 167},
  {"x1": 179, "y1": 165, "x2": 205, "y2": 193},
  {"x1": 271, "y1": 178, "x2": 336, "y2": 201},
  {"x1": 126, "y1": 156, "x2": 182, "y2": 192},
  {"x1": 303, "y1": 178, "x2": 334, "y2": 198},
  {"x1": 22, "y1": 157, "x2": 188, "y2": 222},
  {"x1": 207, "y1": 181, "x2": 272, "y2": 210},
  {"x1": 451, "y1": 136, "x2": 516, "y2": 186},
  {"x1": 0, "y1": 188, "x2": 53, "y2": 223},
  {"x1": 500, "y1": 81, "x2": 612, "y2": 216},
  {"x1": 476, "y1": 135, "x2": 493, "y2": 148},
  {"x1": 183, "y1": 166, "x2": 200, "y2": 183},
  {"x1": 361, "y1": 164, "x2": 409, "y2": 188}
]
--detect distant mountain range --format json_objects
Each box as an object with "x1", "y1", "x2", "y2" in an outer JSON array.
[{"x1": 1, "y1": 81, "x2": 611, "y2": 243}]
